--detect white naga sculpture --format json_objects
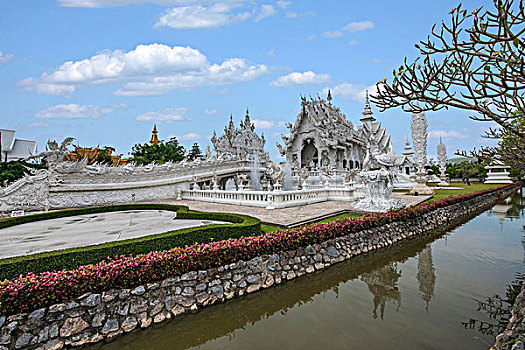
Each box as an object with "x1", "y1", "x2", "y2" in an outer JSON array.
[
  {"x1": 26, "y1": 137, "x2": 75, "y2": 169},
  {"x1": 437, "y1": 137, "x2": 449, "y2": 187},
  {"x1": 409, "y1": 112, "x2": 434, "y2": 195},
  {"x1": 353, "y1": 93, "x2": 405, "y2": 212}
]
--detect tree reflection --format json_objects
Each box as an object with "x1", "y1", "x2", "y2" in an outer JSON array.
[{"x1": 462, "y1": 275, "x2": 523, "y2": 336}]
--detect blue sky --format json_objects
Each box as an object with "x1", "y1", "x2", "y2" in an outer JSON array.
[{"x1": 0, "y1": 0, "x2": 497, "y2": 160}]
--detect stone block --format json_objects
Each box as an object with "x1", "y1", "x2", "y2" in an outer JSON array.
[
  {"x1": 60, "y1": 317, "x2": 89, "y2": 338},
  {"x1": 121, "y1": 317, "x2": 138, "y2": 333},
  {"x1": 130, "y1": 286, "x2": 146, "y2": 296}
]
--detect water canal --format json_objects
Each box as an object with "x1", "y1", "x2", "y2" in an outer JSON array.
[{"x1": 92, "y1": 189, "x2": 525, "y2": 350}]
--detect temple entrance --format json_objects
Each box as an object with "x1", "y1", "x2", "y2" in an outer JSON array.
[{"x1": 301, "y1": 140, "x2": 318, "y2": 168}]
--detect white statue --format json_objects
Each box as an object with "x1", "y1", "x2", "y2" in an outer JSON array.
[
  {"x1": 437, "y1": 137, "x2": 449, "y2": 187},
  {"x1": 354, "y1": 93, "x2": 405, "y2": 212}
]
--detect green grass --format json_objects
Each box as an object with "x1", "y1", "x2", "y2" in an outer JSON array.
[
  {"x1": 261, "y1": 213, "x2": 363, "y2": 233},
  {"x1": 424, "y1": 182, "x2": 502, "y2": 203},
  {"x1": 261, "y1": 224, "x2": 283, "y2": 233},
  {"x1": 315, "y1": 213, "x2": 362, "y2": 224}
]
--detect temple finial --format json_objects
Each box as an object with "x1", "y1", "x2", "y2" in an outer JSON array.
[
  {"x1": 150, "y1": 124, "x2": 159, "y2": 145},
  {"x1": 360, "y1": 90, "x2": 375, "y2": 122}
]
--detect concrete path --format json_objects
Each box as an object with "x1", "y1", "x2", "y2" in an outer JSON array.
[
  {"x1": 156, "y1": 194, "x2": 431, "y2": 228},
  {"x1": 0, "y1": 210, "x2": 226, "y2": 259}
]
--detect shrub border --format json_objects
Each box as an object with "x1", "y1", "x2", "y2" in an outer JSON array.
[{"x1": 0, "y1": 204, "x2": 261, "y2": 281}]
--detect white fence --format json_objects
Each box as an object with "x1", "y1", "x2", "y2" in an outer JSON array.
[{"x1": 180, "y1": 187, "x2": 357, "y2": 209}]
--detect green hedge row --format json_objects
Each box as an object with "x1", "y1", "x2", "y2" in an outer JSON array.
[{"x1": 0, "y1": 204, "x2": 260, "y2": 280}]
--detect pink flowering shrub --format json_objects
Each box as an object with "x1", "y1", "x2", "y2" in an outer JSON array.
[{"x1": 0, "y1": 183, "x2": 515, "y2": 315}]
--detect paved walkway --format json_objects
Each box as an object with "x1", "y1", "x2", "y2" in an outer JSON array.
[
  {"x1": 155, "y1": 193, "x2": 430, "y2": 228},
  {"x1": 0, "y1": 210, "x2": 226, "y2": 259}
]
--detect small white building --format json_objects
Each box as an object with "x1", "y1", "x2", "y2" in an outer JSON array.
[
  {"x1": 484, "y1": 160, "x2": 513, "y2": 184},
  {"x1": 0, "y1": 129, "x2": 38, "y2": 162}
]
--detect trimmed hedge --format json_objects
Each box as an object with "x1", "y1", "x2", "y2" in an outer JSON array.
[
  {"x1": 0, "y1": 204, "x2": 260, "y2": 281},
  {"x1": 0, "y1": 183, "x2": 517, "y2": 315}
]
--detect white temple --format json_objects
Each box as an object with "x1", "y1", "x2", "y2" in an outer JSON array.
[
  {"x1": 278, "y1": 92, "x2": 365, "y2": 170},
  {"x1": 211, "y1": 110, "x2": 268, "y2": 161},
  {"x1": 0, "y1": 93, "x2": 417, "y2": 213}
]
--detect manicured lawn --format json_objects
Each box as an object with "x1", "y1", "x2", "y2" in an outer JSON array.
[
  {"x1": 261, "y1": 213, "x2": 363, "y2": 233},
  {"x1": 425, "y1": 182, "x2": 502, "y2": 203},
  {"x1": 315, "y1": 213, "x2": 362, "y2": 224},
  {"x1": 261, "y1": 224, "x2": 283, "y2": 233}
]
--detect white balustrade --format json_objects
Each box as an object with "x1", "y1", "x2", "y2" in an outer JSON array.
[{"x1": 181, "y1": 186, "x2": 356, "y2": 209}]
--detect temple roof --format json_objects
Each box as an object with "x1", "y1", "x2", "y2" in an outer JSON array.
[{"x1": 282, "y1": 95, "x2": 363, "y2": 150}]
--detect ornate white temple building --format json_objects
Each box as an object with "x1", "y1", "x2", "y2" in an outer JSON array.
[
  {"x1": 279, "y1": 93, "x2": 364, "y2": 170},
  {"x1": 0, "y1": 93, "x2": 416, "y2": 213},
  {"x1": 211, "y1": 110, "x2": 268, "y2": 160},
  {"x1": 278, "y1": 92, "x2": 403, "y2": 174}
]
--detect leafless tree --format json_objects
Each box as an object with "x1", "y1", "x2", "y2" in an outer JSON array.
[{"x1": 372, "y1": 0, "x2": 525, "y2": 139}]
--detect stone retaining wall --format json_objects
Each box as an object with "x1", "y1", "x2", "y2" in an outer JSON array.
[
  {"x1": 0, "y1": 185, "x2": 517, "y2": 350},
  {"x1": 493, "y1": 281, "x2": 525, "y2": 349}
]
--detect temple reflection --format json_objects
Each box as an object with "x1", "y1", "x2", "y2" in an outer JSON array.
[
  {"x1": 417, "y1": 245, "x2": 436, "y2": 310},
  {"x1": 360, "y1": 262, "x2": 402, "y2": 319}
]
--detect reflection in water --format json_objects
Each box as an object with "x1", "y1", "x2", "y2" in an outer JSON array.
[
  {"x1": 417, "y1": 245, "x2": 436, "y2": 310},
  {"x1": 361, "y1": 263, "x2": 402, "y2": 319},
  {"x1": 462, "y1": 276, "x2": 524, "y2": 336},
  {"x1": 93, "y1": 189, "x2": 524, "y2": 350}
]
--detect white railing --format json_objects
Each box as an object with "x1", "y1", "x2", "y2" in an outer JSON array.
[{"x1": 181, "y1": 186, "x2": 357, "y2": 209}]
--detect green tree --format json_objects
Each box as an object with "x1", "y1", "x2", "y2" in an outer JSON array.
[
  {"x1": 130, "y1": 139, "x2": 185, "y2": 165},
  {"x1": 0, "y1": 160, "x2": 46, "y2": 186},
  {"x1": 446, "y1": 162, "x2": 487, "y2": 182},
  {"x1": 95, "y1": 146, "x2": 115, "y2": 164},
  {"x1": 186, "y1": 143, "x2": 203, "y2": 161}
]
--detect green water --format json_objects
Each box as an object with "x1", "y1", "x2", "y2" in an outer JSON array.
[{"x1": 93, "y1": 190, "x2": 525, "y2": 349}]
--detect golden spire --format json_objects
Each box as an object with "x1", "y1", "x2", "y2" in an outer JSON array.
[{"x1": 150, "y1": 124, "x2": 159, "y2": 145}]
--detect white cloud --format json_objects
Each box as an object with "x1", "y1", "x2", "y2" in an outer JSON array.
[
  {"x1": 428, "y1": 130, "x2": 469, "y2": 139},
  {"x1": 252, "y1": 119, "x2": 285, "y2": 129},
  {"x1": 306, "y1": 35, "x2": 316, "y2": 41},
  {"x1": 213, "y1": 88, "x2": 230, "y2": 95},
  {"x1": 59, "y1": 0, "x2": 176, "y2": 7},
  {"x1": 322, "y1": 30, "x2": 343, "y2": 38},
  {"x1": 269, "y1": 71, "x2": 331, "y2": 88},
  {"x1": 62, "y1": 1, "x2": 288, "y2": 30},
  {"x1": 0, "y1": 50, "x2": 13, "y2": 66},
  {"x1": 155, "y1": 3, "x2": 251, "y2": 29},
  {"x1": 266, "y1": 49, "x2": 276, "y2": 57},
  {"x1": 25, "y1": 122, "x2": 50, "y2": 129},
  {"x1": 285, "y1": 11, "x2": 314, "y2": 18},
  {"x1": 321, "y1": 82, "x2": 376, "y2": 103},
  {"x1": 136, "y1": 107, "x2": 188, "y2": 123},
  {"x1": 18, "y1": 43, "x2": 269, "y2": 96},
  {"x1": 34, "y1": 103, "x2": 126, "y2": 119},
  {"x1": 254, "y1": 4, "x2": 276, "y2": 22},
  {"x1": 348, "y1": 40, "x2": 358, "y2": 45},
  {"x1": 343, "y1": 20, "x2": 374, "y2": 33},
  {"x1": 203, "y1": 108, "x2": 218, "y2": 114},
  {"x1": 371, "y1": 58, "x2": 385, "y2": 63},
  {"x1": 276, "y1": 0, "x2": 291, "y2": 9},
  {"x1": 179, "y1": 132, "x2": 203, "y2": 140}
]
